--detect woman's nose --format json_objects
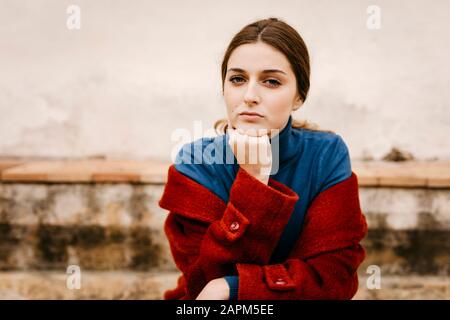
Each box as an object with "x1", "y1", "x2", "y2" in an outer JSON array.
[{"x1": 243, "y1": 81, "x2": 260, "y2": 105}]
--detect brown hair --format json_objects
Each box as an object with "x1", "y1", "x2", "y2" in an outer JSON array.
[{"x1": 215, "y1": 17, "x2": 334, "y2": 135}]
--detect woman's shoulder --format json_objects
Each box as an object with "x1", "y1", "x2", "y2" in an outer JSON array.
[
  {"x1": 295, "y1": 127, "x2": 349, "y2": 158},
  {"x1": 172, "y1": 135, "x2": 232, "y2": 201},
  {"x1": 174, "y1": 135, "x2": 227, "y2": 167},
  {"x1": 297, "y1": 128, "x2": 352, "y2": 193},
  {"x1": 298, "y1": 126, "x2": 345, "y2": 145}
]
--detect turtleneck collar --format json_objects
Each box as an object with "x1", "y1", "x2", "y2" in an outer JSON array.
[{"x1": 269, "y1": 115, "x2": 299, "y2": 170}]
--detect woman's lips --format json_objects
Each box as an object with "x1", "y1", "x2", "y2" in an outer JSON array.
[{"x1": 239, "y1": 112, "x2": 264, "y2": 121}]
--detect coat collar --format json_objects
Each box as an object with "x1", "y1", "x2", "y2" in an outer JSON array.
[
  {"x1": 269, "y1": 115, "x2": 298, "y2": 166},
  {"x1": 159, "y1": 165, "x2": 226, "y2": 223}
]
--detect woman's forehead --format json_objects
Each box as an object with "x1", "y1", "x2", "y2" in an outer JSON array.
[{"x1": 227, "y1": 42, "x2": 292, "y2": 75}]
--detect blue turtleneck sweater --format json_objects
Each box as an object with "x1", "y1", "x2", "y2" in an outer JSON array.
[{"x1": 174, "y1": 116, "x2": 352, "y2": 300}]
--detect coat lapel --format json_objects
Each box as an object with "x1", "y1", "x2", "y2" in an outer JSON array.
[{"x1": 159, "y1": 165, "x2": 226, "y2": 223}]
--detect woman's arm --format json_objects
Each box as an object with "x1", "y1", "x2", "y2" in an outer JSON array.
[
  {"x1": 161, "y1": 165, "x2": 299, "y2": 299},
  {"x1": 224, "y1": 173, "x2": 368, "y2": 300},
  {"x1": 234, "y1": 244, "x2": 365, "y2": 300}
]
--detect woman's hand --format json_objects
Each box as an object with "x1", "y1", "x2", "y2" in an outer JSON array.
[
  {"x1": 228, "y1": 126, "x2": 273, "y2": 185},
  {"x1": 195, "y1": 278, "x2": 230, "y2": 300}
]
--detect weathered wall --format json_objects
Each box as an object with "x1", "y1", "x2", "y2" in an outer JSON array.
[
  {"x1": 1, "y1": 0, "x2": 449, "y2": 161},
  {"x1": 0, "y1": 182, "x2": 171, "y2": 271},
  {"x1": 1, "y1": 182, "x2": 449, "y2": 275}
]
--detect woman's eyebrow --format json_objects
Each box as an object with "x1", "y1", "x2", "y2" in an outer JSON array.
[{"x1": 227, "y1": 68, "x2": 287, "y2": 75}]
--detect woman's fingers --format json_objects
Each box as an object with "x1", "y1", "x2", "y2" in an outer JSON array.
[
  {"x1": 257, "y1": 135, "x2": 272, "y2": 167},
  {"x1": 228, "y1": 129, "x2": 272, "y2": 166}
]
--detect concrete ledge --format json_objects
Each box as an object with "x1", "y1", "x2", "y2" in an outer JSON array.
[
  {"x1": 1, "y1": 159, "x2": 450, "y2": 188},
  {"x1": 0, "y1": 271, "x2": 447, "y2": 299},
  {"x1": 353, "y1": 275, "x2": 449, "y2": 300},
  {"x1": 354, "y1": 161, "x2": 450, "y2": 188},
  {"x1": 0, "y1": 160, "x2": 169, "y2": 184},
  {"x1": 0, "y1": 271, "x2": 179, "y2": 299}
]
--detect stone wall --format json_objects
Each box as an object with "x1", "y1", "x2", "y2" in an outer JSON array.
[{"x1": 0, "y1": 185, "x2": 448, "y2": 298}]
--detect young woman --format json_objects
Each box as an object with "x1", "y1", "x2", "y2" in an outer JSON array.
[{"x1": 159, "y1": 17, "x2": 367, "y2": 300}]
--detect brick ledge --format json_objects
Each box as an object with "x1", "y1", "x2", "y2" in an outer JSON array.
[{"x1": 0, "y1": 160, "x2": 449, "y2": 188}]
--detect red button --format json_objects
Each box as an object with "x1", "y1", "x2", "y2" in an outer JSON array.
[
  {"x1": 230, "y1": 221, "x2": 240, "y2": 232},
  {"x1": 275, "y1": 278, "x2": 286, "y2": 285}
]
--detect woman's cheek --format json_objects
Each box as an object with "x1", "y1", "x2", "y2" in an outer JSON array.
[
  {"x1": 225, "y1": 96, "x2": 241, "y2": 117},
  {"x1": 269, "y1": 90, "x2": 294, "y2": 110},
  {"x1": 264, "y1": 96, "x2": 288, "y2": 114}
]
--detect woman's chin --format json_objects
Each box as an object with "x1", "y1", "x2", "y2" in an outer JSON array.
[
  {"x1": 236, "y1": 123, "x2": 264, "y2": 131},
  {"x1": 234, "y1": 122, "x2": 272, "y2": 136}
]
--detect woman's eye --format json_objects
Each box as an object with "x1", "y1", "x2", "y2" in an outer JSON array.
[
  {"x1": 229, "y1": 76, "x2": 281, "y2": 87},
  {"x1": 229, "y1": 76, "x2": 245, "y2": 84},
  {"x1": 265, "y1": 79, "x2": 281, "y2": 87}
]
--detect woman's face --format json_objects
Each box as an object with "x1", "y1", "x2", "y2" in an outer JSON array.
[{"x1": 223, "y1": 41, "x2": 302, "y2": 135}]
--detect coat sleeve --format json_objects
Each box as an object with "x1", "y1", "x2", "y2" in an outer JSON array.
[
  {"x1": 234, "y1": 173, "x2": 368, "y2": 300},
  {"x1": 159, "y1": 165, "x2": 299, "y2": 299}
]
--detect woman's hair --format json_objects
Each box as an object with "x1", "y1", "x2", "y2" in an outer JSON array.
[{"x1": 215, "y1": 17, "x2": 334, "y2": 135}]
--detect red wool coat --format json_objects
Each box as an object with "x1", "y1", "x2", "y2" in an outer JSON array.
[{"x1": 159, "y1": 164, "x2": 368, "y2": 300}]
